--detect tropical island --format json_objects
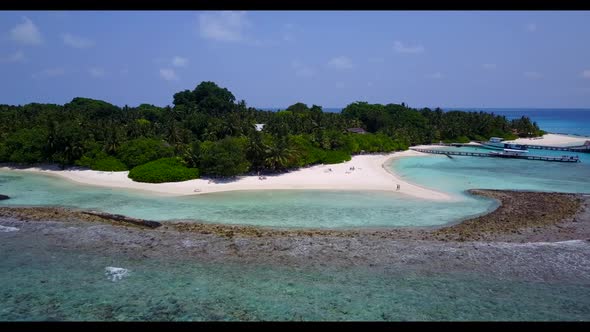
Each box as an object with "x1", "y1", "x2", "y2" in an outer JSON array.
[
  {"x1": 3, "y1": 8, "x2": 590, "y2": 322},
  {"x1": 2, "y1": 81, "x2": 590, "y2": 322},
  {"x1": 0, "y1": 81, "x2": 545, "y2": 185}
]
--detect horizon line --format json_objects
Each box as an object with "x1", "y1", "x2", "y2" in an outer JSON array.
[{"x1": 256, "y1": 106, "x2": 590, "y2": 110}]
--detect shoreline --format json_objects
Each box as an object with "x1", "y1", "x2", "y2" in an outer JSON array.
[{"x1": 0, "y1": 148, "x2": 454, "y2": 202}]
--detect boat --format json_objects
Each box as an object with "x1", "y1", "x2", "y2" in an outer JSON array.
[
  {"x1": 489, "y1": 149, "x2": 528, "y2": 157},
  {"x1": 480, "y1": 137, "x2": 529, "y2": 153}
]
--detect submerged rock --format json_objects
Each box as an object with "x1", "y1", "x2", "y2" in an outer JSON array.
[
  {"x1": 432, "y1": 190, "x2": 585, "y2": 241},
  {"x1": 82, "y1": 211, "x2": 161, "y2": 228},
  {"x1": 0, "y1": 194, "x2": 9, "y2": 200}
]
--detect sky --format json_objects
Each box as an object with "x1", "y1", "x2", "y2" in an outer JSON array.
[{"x1": 1, "y1": 11, "x2": 590, "y2": 109}]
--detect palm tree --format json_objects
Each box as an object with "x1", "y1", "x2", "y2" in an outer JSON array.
[
  {"x1": 166, "y1": 121, "x2": 181, "y2": 146},
  {"x1": 104, "y1": 128, "x2": 123, "y2": 155},
  {"x1": 181, "y1": 143, "x2": 200, "y2": 168},
  {"x1": 62, "y1": 142, "x2": 84, "y2": 166},
  {"x1": 264, "y1": 139, "x2": 299, "y2": 171},
  {"x1": 246, "y1": 132, "x2": 268, "y2": 171},
  {"x1": 45, "y1": 121, "x2": 59, "y2": 156}
]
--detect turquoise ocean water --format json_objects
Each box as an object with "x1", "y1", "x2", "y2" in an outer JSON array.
[
  {"x1": 393, "y1": 146, "x2": 590, "y2": 198},
  {"x1": 1, "y1": 108, "x2": 590, "y2": 321},
  {"x1": 1, "y1": 236, "x2": 589, "y2": 321}
]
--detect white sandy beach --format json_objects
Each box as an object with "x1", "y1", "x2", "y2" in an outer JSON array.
[
  {"x1": 3, "y1": 135, "x2": 586, "y2": 202},
  {"x1": 504, "y1": 133, "x2": 589, "y2": 147},
  {"x1": 0, "y1": 149, "x2": 454, "y2": 201}
]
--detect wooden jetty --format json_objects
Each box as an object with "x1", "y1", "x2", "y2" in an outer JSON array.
[
  {"x1": 411, "y1": 147, "x2": 581, "y2": 163},
  {"x1": 472, "y1": 141, "x2": 590, "y2": 153},
  {"x1": 522, "y1": 144, "x2": 588, "y2": 153},
  {"x1": 435, "y1": 141, "x2": 590, "y2": 153}
]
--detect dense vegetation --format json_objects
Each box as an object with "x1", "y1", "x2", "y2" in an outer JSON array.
[
  {"x1": 128, "y1": 158, "x2": 199, "y2": 183},
  {"x1": 0, "y1": 81, "x2": 544, "y2": 182}
]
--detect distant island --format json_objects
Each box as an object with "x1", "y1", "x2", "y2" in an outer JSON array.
[{"x1": 0, "y1": 81, "x2": 544, "y2": 183}]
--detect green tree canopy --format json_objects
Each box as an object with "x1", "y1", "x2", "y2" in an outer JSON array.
[
  {"x1": 173, "y1": 81, "x2": 236, "y2": 116},
  {"x1": 199, "y1": 137, "x2": 251, "y2": 177},
  {"x1": 117, "y1": 138, "x2": 175, "y2": 168},
  {"x1": 3, "y1": 128, "x2": 48, "y2": 164},
  {"x1": 128, "y1": 157, "x2": 199, "y2": 183}
]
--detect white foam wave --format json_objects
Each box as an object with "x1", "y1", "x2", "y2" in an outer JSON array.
[
  {"x1": 105, "y1": 266, "x2": 130, "y2": 282},
  {"x1": 488, "y1": 239, "x2": 588, "y2": 248},
  {"x1": 0, "y1": 225, "x2": 19, "y2": 232}
]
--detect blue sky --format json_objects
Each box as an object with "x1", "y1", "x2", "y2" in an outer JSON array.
[{"x1": 1, "y1": 11, "x2": 589, "y2": 109}]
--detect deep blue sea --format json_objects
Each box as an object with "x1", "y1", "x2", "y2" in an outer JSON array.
[{"x1": 262, "y1": 107, "x2": 590, "y2": 137}]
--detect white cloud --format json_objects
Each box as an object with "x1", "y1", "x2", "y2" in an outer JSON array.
[
  {"x1": 0, "y1": 50, "x2": 25, "y2": 63},
  {"x1": 526, "y1": 23, "x2": 537, "y2": 32},
  {"x1": 482, "y1": 63, "x2": 497, "y2": 70},
  {"x1": 199, "y1": 11, "x2": 250, "y2": 42},
  {"x1": 10, "y1": 17, "x2": 42, "y2": 45},
  {"x1": 32, "y1": 67, "x2": 65, "y2": 79},
  {"x1": 89, "y1": 67, "x2": 105, "y2": 78},
  {"x1": 62, "y1": 33, "x2": 95, "y2": 49},
  {"x1": 428, "y1": 72, "x2": 443, "y2": 79},
  {"x1": 581, "y1": 69, "x2": 590, "y2": 79},
  {"x1": 524, "y1": 71, "x2": 542, "y2": 79},
  {"x1": 292, "y1": 61, "x2": 315, "y2": 78},
  {"x1": 393, "y1": 40, "x2": 424, "y2": 54},
  {"x1": 172, "y1": 56, "x2": 188, "y2": 67},
  {"x1": 159, "y1": 68, "x2": 178, "y2": 81},
  {"x1": 327, "y1": 56, "x2": 354, "y2": 70}
]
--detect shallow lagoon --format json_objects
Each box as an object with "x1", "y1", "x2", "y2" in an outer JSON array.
[
  {"x1": 392, "y1": 147, "x2": 590, "y2": 198},
  {"x1": 0, "y1": 169, "x2": 494, "y2": 228}
]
